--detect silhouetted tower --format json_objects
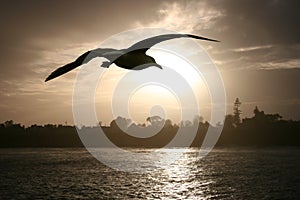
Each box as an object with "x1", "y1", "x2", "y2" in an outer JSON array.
[{"x1": 233, "y1": 98, "x2": 242, "y2": 124}]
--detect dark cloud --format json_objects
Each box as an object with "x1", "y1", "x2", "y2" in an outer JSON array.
[
  {"x1": 205, "y1": 0, "x2": 300, "y2": 46},
  {"x1": 189, "y1": 0, "x2": 300, "y2": 72}
]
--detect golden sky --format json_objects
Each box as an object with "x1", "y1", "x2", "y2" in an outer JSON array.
[{"x1": 0, "y1": 0, "x2": 300, "y2": 125}]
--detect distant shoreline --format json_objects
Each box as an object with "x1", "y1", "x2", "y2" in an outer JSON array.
[{"x1": 1, "y1": 107, "x2": 300, "y2": 147}]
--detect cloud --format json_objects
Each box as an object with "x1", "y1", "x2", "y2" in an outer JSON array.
[
  {"x1": 135, "y1": 1, "x2": 224, "y2": 33},
  {"x1": 133, "y1": 0, "x2": 300, "y2": 71},
  {"x1": 258, "y1": 59, "x2": 300, "y2": 70},
  {"x1": 232, "y1": 45, "x2": 273, "y2": 53}
]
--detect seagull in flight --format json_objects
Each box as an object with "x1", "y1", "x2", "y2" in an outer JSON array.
[{"x1": 45, "y1": 34, "x2": 219, "y2": 82}]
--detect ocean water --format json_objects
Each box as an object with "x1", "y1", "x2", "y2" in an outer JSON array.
[{"x1": 0, "y1": 147, "x2": 299, "y2": 199}]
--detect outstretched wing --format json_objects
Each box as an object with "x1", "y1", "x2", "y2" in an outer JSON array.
[
  {"x1": 127, "y1": 34, "x2": 219, "y2": 52},
  {"x1": 45, "y1": 48, "x2": 116, "y2": 82}
]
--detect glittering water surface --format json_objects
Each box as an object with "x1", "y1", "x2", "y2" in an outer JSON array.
[{"x1": 0, "y1": 148, "x2": 299, "y2": 199}]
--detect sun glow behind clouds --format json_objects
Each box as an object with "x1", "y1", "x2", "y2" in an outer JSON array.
[
  {"x1": 90, "y1": 28, "x2": 216, "y2": 126},
  {"x1": 129, "y1": 85, "x2": 181, "y2": 123},
  {"x1": 95, "y1": 48, "x2": 212, "y2": 125}
]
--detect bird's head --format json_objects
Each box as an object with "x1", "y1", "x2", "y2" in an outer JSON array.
[
  {"x1": 144, "y1": 56, "x2": 163, "y2": 69},
  {"x1": 149, "y1": 56, "x2": 162, "y2": 69}
]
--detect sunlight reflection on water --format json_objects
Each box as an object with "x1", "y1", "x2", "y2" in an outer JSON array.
[{"x1": 0, "y1": 148, "x2": 299, "y2": 199}]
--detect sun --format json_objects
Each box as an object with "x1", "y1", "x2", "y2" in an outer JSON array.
[{"x1": 147, "y1": 48, "x2": 204, "y2": 89}]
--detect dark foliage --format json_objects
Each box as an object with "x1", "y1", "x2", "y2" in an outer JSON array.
[{"x1": 0, "y1": 107, "x2": 299, "y2": 147}]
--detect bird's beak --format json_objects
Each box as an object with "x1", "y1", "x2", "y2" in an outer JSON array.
[{"x1": 154, "y1": 64, "x2": 163, "y2": 69}]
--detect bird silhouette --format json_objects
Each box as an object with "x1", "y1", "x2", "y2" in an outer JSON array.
[{"x1": 45, "y1": 34, "x2": 219, "y2": 82}]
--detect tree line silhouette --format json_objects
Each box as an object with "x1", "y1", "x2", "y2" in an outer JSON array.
[{"x1": 1, "y1": 99, "x2": 299, "y2": 147}]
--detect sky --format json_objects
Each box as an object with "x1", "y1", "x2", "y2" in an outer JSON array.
[{"x1": 0, "y1": 0, "x2": 299, "y2": 126}]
